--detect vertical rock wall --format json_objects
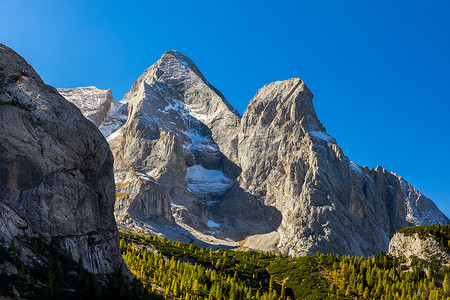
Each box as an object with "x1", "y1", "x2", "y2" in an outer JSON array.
[{"x1": 0, "y1": 44, "x2": 124, "y2": 274}]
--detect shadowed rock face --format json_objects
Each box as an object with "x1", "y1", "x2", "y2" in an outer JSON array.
[
  {"x1": 62, "y1": 50, "x2": 449, "y2": 256},
  {"x1": 0, "y1": 44, "x2": 123, "y2": 274}
]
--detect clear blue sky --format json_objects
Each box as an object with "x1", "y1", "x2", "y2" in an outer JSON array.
[{"x1": 1, "y1": 0, "x2": 449, "y2": 219}]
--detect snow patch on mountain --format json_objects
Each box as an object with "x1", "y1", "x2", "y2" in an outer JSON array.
[
  {"x1": 186, "y1": 105, "x2": 213, "y2": 124},
  {"x1": 106, "y1": 128, "x2": 122, "y2": 141},
  {"x1": 163, "y1": 98, "x2": 185, "y2": 112},
  {"x1": 207, "y1": 219, "x2": 220, "y2": 228},
  {"x1": 99, "y1": 101, "x2": 128, "y2": 138},
  {"x1": 308, "y1": 130, "x2": 333, "y2": 142},
  {"x1": 350, "y1": 162, "x2": 363, "y2": 174},
  {"x1": 182, "y1": 130, "x2": 219, "y2": 152},
  {"x1": 137, "y1": 172, "x2": 156, "y2": 182},
  {"x1": 186, "y1": 165, "x2": 233, "y2": 201}
]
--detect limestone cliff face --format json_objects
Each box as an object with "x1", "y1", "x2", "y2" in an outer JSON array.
[
  {"x1": 235, "y1": 78, "x2": 449, "y2": 256},
  {"x1": 389, "y1": 232, "x2": 450, "y2": 265},
  {"x1": 62, "y1": 51, "x2": 449, "y2": 256},
  {"x1": 114, "y1": 171, "x2": 173, "y2": 224},
  {"x1": 0, "y1": 44, "x2": 123, "y2": 274},
  {"x1": 99, "y1": 51, "x2": 247, "y2": 238}
]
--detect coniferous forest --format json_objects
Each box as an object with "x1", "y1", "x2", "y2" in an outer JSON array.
[
  {"x1": 120, "y1": 226, "x2": 450, "y2": 300},
  {"x1": 0, "y1": 226, "x2": 448, "y2": 299}
]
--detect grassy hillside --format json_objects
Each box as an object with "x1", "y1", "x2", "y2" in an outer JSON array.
[{"x1": 120, "y1": 231, "x2": 450, "y2": 299}]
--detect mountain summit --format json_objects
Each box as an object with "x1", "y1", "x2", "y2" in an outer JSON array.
[{"x1": 60, "y1": 51, "x2": 449, "y2": 256}]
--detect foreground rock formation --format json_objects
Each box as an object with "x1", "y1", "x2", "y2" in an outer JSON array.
[
  {"x1": 62, "y1": 51, "x2": 450, "y2": 256},
  {"x1": 388, "y1": 227, "x2": 450, "y2": 265},
  {"x1": 0, "y1": 44, "x2": 123, "y2": 274}
]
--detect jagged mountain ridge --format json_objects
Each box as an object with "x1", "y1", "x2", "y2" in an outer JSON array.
[{"x1": 60, "y1": 50, "x2": 449, "y2": 256}]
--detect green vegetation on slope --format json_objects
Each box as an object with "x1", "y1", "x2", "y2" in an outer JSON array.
[
  {"x1": 121, "y1": 232, "x2": 287, "y2": 300},
  {"x1": 0, "y1": 236, "x2": 161, "y2": 299},
  {"x1": 1, "y1": 225, "x2": 448, "y2": 299},
  {"x1": 270, "y1": 251, "x2": 449, "y2": 300},
  {"x1": 121, "y1": 231, "x2": 450, "y2": 300}
]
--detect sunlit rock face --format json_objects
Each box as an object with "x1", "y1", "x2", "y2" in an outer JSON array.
[
  {"x1": 62, "y1": 50, "x2": 449, "y2": 256},
  {"x1": 0, "y1": 44, "x2": 124, "y2": 274},
  {"x1": 236, "y1": 78, "x2": 449, "y2": 256},
  {"x1": 57, "y1": 86, "x2": 112, "y2": 127},
  {"x1": 389, "y1": 231, "x2": 450, "y2": 265}
]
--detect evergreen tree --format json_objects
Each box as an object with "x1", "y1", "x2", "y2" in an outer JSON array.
[
  {"x1": 363, "y1": 287, "x2": 370, "y2": 299},
  {"x1": 444, "y1": 274, "x2": 450, "y2": 296}
]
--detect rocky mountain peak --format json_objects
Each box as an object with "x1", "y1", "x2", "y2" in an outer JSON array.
[
  {"x1": 160, "y1": 50, "x2": 209, "y2": 83},
  {"x1": 115, "y1": 50, "x2": 241, "y2": 167},
  {"x1": 60, "y1": 50, "x2": 449, "y2": 257},
  {"x1": 127, "y1": 50, "x2": 240, "y2": 118},
  {"x1": 243, "y1": 78, "x2": 326, "y2": 133}
]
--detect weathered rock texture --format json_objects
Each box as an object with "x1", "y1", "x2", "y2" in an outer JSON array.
[
  {"x1": 389, "y1": 232, "x2": 450, "y2": 265},
  {"x1": 57, "y1": 86, "x2": 112, "y2": 127},
  {"x1": 0, "y1": 44, "x2": 123, "y2": 274},
  {"x1": 62, "y1": 50, "x2": 449, "y2": 256},
  {"x1": 235, "y1": 78, "x2": 449, "y2": 256}
]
